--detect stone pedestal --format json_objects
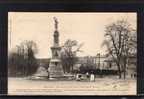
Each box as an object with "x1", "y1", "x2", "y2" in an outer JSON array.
[{"x1": 48, "y1": 59, "x2": 64, "y2": 79}]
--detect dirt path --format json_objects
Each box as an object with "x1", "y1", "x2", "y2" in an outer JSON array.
[{"x1": 8, "y1": 77, "x2": 136, "y2": 95}]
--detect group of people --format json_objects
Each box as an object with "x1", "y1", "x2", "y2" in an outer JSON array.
[{"x1": 76, "y1": 72, "x2": 95, "y2": 82}]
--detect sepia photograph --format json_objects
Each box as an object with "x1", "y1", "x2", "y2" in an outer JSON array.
[{"x1": 8, "y1": 12, "x2": 137, "y2": 95}]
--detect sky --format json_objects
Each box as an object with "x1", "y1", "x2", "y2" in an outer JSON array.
[{"x1": 8, "y1": 12, "x2": 136, "y2": 58}]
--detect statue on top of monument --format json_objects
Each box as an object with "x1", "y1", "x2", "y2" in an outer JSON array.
[
  {"x1": 53, "y1": 17, "x2": 58, "y2": 30},
  {"x1": 53, "y1": 17, "x2": 59, "y2": 45}
]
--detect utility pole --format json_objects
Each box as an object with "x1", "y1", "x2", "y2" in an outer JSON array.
[{"x1": 97, "y1": 53, "x2": 100, "y2": 69}]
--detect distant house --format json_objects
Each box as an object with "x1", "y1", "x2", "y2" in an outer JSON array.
[
  {"x1": 75, "y1": 55, "x2": 113, "y2": 70},
  {"x1": 74, "y1": 55, "x2": 136, "y2": 77}
]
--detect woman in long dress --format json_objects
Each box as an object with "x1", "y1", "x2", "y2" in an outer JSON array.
[{"x1": 90, "y1": 73, "x2": 95, "y2": 82}]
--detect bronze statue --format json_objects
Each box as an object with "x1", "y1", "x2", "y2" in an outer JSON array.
[
  {"x1": 53, "y1": 17, "x2": 58, "y2": 30},
  {"x1": 53, "y1": 17, "x2": 59, "y2": 44}
]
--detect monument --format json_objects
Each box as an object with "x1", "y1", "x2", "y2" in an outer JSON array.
[{"x1": 48, "y1": 17, "x2": 64, "y2": 79}]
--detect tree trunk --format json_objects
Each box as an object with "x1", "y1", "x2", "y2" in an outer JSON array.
[
  {"x1": 124, "y1": 70, "x2": 126, "y2": 79},
  {"x1": 123, "y1": 56, "x2": 127, "y2": 79},
  {"x1": 117, "y1": 63, "x2": 122, "y2": 79},
  {"x1": 118, "y1": 71, "x2": 122, "y2": 79}
]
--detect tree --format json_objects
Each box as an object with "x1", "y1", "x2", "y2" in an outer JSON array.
[
  {"x1": 8, "y1": 40, "x2": 38, "y2": 77},
  {"x1": 24, "y1": 40, "x2": 38, "y2": 75},
  {"x1": 102, "y1": 19, "x2": 136, "y2": 79},
  {"x1": 60, "y1": 39, "x2": 83, "y2": 73}
]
